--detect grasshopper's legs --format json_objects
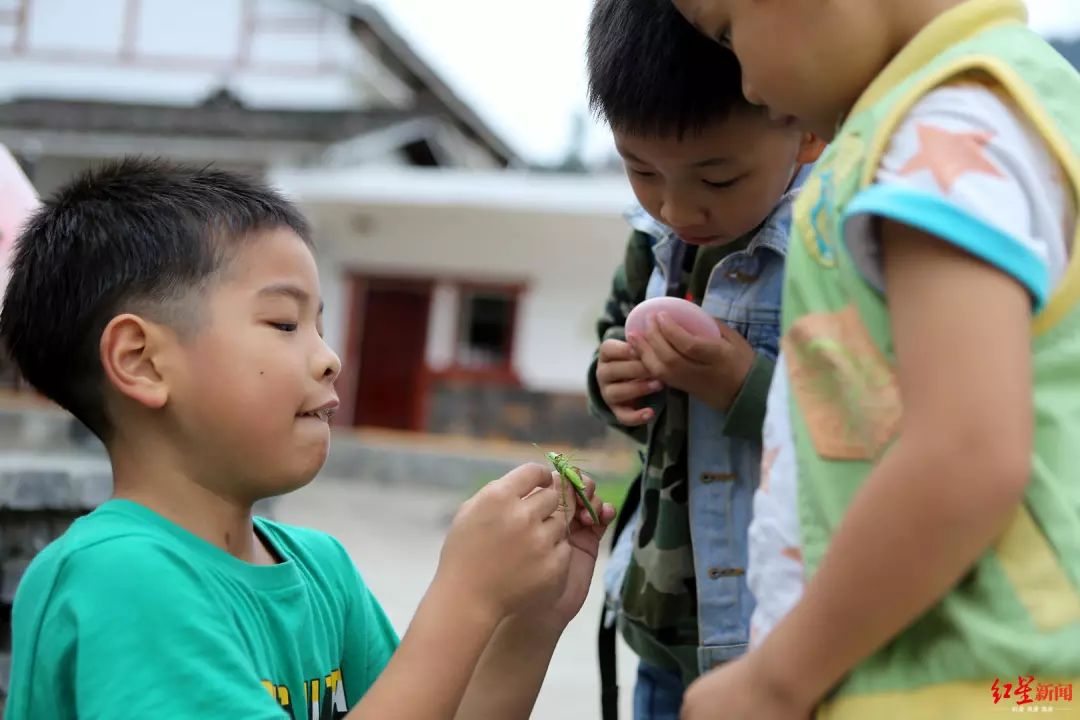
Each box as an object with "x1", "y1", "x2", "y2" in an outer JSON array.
[{"x1": 559, "y1": 475, "x2": 571, "y2": 535}]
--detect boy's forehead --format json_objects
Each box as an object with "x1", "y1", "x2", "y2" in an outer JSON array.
[
  {"x1": 219, "y1": 227, "x2": 319, "y2": 291},
  {"x1": 613, "y1": 113, "x2": 775, "y2": 164}
]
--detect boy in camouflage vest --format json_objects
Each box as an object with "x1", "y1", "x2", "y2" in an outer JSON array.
[
  {"x1": 585, "y1": 0, "x2": 821, "y2": 716},
  {"x1": 672, "y1": 0, "x2": 1080, "y2": 718}
]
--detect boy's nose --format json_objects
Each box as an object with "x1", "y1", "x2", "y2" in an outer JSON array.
[
  {"x1": 742, "y1": 76, "x2": 765, "y2": 106},
  {"x1": 660, "y1": 197, "x2": 706, "y2": 229},
  {"x1": 315, "y1": 339, "x2": 342, "y2": 384}
]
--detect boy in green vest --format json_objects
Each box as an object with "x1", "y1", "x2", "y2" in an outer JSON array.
[
  {"x1": 0, "y1": 159, "x2": 614, "y2": 720},
  {"x1": 585, "y1": 1, "x2": 822, "y2": 716},
  {"x1": 668, "y1": 0, "x2": 1080, "y2": 718}
]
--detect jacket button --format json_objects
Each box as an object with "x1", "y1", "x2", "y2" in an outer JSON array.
[
  {"x1": 708, "y1": 567, "x2": 745, "y2": 579},
  {"x1": 727, "y1": 269, "x2": 760, "y2": 283}
]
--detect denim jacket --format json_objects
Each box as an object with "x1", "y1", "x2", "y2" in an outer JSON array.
[{"x1": 603, "y1": 165, "x2": 808, "y2": 674}]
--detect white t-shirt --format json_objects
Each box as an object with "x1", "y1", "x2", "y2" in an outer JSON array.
[{"x1": 748, "y1": 83, "x2": 1075, "y2": 644}]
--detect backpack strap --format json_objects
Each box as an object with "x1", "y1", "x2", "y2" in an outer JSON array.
[{"x1": 599, "y1": 470, "x2": 642, "y2": 720}]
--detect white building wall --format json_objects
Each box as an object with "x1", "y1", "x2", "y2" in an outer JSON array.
[
  {"x1": 309, "y1": 201, "x2": 631, "y2": 394},
  {"x1": 425, "y1": 282, "x2": 460, "y2": 371},
  {"x1": 0, "y1": 0, "x2": 403, "y2": 111}
]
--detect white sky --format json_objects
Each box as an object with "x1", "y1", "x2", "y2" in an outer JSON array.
[{"x1": 369, "y1": 0, "x2": 1080, "y2": 166}]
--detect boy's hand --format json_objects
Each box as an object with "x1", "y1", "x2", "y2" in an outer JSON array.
[
  {"x1": 681, "y1": 653, "x2": 813, "y2": 720},
  {"x1": 534, "y1": 473, "x2": 616, "y2": 630},
  {"x1": 438, "y1": 464, "x2": 570, "y2": 624},
  {"x1": 630, "y1": 312, "x2": 754, "y2": 412},
  {"x1": 596, "y1": 338, "x2": 663, "y2": 426}
]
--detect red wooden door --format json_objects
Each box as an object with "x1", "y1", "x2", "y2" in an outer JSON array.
[{"x1": 353, "y1": 281, "x2": 432, "y2": 431}]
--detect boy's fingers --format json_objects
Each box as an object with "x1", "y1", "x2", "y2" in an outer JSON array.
[
  {"x1": 540, "y1": 513, "x2": 568, "y2": 546},
  {"x1": 524, "y1": 483, "x2": 561, "y2": 520},
  {"x1": 629, "y1": 332, "x2": 663, "y2": 377},
  {"x1": 580, "y1": 500, "x2": 615, "y2": 528},
  {"x1": 580, "y1": 474, "x2": 596, "y2": 499},
  {"x1": 576, "y1": 490, "x2": 600, "y2": 525},
  {"x1": 613, "y1": 405, "x2": 653, "y2": 426},
  {"x1": 599, "y1": 339, "x2": 637, "y2": 362},
  {"x1": 646, "y1": 316, "x2": 682, "y2": 366},
  {"x1": 657, "y1": 313, "x2": 715, "y2": 361},
  {"x1": 560, "y1": 472, "x2": 579, "y2": 511},
  {"x1": 521, "y1": 485, "x2": 544, "y2": 500},
  {"x1": 571, "y1": 475, "x2": 609, "y2": 527},
  {"x1": 605, "y1": 378, "x2": 661, "y2": 405},
  {"x1": 597, "y1": 358, "x2": 652, "y2": 384},
  {"x1": 496, "y1": 463, "x2": 554, "y2": 499}
]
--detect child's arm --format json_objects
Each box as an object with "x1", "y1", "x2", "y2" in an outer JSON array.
[
  {"x1": 685, "y1": 222, "x2": 1034, "y2": 719},
  {"x1": 451, "y1": 618, "x2": 562, "y2": 718},
  {"x1": 754, "y1": 223, "x2": 1032, "y2": 705},
  {"x1": 587, "y1": 230, "x2": 657, "y2": 440},
  {"x1": 344, "y1": 575, "x2": 505, "y2": 718},
  {"x1": 452, "y1": 485, "x2": 615, "y2": 719},
  {"x1": 345, "y1": 465, "x2": 572, "y2": 720}
]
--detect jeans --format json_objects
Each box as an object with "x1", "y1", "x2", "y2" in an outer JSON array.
[{"x1": 633, "y1": 661, "x2": 685, "y2": 720}]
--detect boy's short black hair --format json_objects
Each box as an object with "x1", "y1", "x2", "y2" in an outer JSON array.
[
  {"x1": 0, "y1": 158, "x2": 311, "y2": 441},
  {"x1": 587, "y1": 0, "x2": 749, "y2": 139}
]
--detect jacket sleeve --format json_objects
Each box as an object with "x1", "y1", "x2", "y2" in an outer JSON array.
[
  {"x1": 721, "y1": 353, "x2": 776, "y2": 440},
  {"x1": 587, "y1": 229, "x2": 655, "y2": 445}
]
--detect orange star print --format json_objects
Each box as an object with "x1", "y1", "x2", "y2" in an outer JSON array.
[
  {"x1": 899, "y1": 123, "x2": 1004, "y2": 193},
  {"x1": 760, "y1": 447, "x2": 780, "y2": 494},
  {"x1": 780, "y1": 546, "x2": 803, "y2": 563}
]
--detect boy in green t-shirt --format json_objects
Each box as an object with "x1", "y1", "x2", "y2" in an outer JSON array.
[{"x1": 1, "y1": 159, "x2": 614, "y2": 720}]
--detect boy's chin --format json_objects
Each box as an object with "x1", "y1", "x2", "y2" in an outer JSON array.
[
  {"x1": 255, "y1": 452, "x2": 327, "y2": 499},
  {"x1": 679, "y1": 234, "x2": 733, "y2": 247}
]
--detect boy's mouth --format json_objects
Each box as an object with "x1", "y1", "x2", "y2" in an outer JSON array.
[
  {"x1": 770, "y1": 111, "x2": 798, "y2": 126},
  {"x1": 298, "y1": 398, "x2": 339, "y2": 423}
]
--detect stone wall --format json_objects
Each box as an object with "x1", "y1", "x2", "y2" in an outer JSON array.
[
  {"x1": 0, "y1": 408, "x2": 110, "y2": 713},
  {"x1": 425, "y1": 378, "x2": 614, "y2": 448}
]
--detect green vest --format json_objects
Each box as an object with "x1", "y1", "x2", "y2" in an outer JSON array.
[{"x1": 782, "y1": 1, "x2": 1080, "y2": 716}]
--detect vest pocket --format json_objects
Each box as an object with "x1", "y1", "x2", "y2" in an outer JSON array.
[{"x1": 783, "y1": 305, "x2": 902, "y2": 461}]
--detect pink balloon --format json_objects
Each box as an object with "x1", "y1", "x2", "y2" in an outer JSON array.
[
  {"x1": 0, "y1": 145, "x2": 39, "y2": 295},
  {"x1": 625, "y1": 296, "x2": 721, "y2": 340}
]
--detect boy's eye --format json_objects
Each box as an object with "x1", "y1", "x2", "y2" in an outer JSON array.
[
  {"x1": 631, "y1": 169, "x2": 658, "y2": 179},
  {"x1": 270, "y1": 322, "x2": 298, "y2": 333},
  {"x1": 704, "y1": 177, "x2": 740, "y2": 189}
]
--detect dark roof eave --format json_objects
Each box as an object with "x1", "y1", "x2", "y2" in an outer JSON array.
[
  {"x1": 343, "y1": 2, "x2": 524, "y2": 168},
  {"x1": 0, "y1": 97, "x2": 416, "y2": 143}
]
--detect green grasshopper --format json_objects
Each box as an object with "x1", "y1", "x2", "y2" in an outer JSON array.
[{"x1": 533, "y1": 444, "x2": 600, "y2": 525}]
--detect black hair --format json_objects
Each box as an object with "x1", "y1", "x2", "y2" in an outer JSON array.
[
  {"x1": 587, "y1": 0, "x2": 751, "y2": 138},
  {"x1": 0, "y1": 157, "x2": 311, "y2": 441}
]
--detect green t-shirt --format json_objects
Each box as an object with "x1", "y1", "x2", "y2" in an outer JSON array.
[{"x1": 6, "y1": 499, "x2": 399, "y2": 720}]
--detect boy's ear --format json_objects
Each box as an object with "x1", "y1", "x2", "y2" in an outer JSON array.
[
  {"x1": 99, "y1": 314, "x2": 171, "y2": 410},
  {"x1": 797, "y1": 132, "x2": 827, "y2": 164}
]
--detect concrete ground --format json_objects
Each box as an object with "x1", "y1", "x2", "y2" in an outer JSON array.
[{"x1": 276, "y1": 475, "x2": 639, "y2": 720}]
